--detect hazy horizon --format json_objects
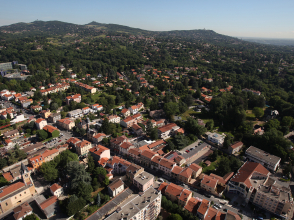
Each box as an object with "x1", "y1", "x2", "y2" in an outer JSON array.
[{"x1": 1, "y1": 0, "x2": 293, "y2": 39}]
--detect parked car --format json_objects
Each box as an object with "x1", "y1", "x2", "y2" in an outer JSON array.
[
  {"x1": 158, "y1": 178, "x2": 164, "y2": 182},
  {"x1": 213, "y1": 205, "x2": 219, "y2": 210}
]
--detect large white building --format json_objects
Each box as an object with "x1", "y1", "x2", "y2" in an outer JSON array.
[{"x1": 207, "y1": 132, "x2": 225, "y2": 146}]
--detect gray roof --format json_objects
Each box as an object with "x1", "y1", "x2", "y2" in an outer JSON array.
[
  {"x1": 182, "y1": 142, "x2": 209, "y2": 159},
  {"x1": 87, "y1": 188, "x2": 133, "y2": 220},
  {"x1": 3, "y1": 129, "x2": 19, "y2": 138},
  {"x1": 245, "y1": 146, "x2": 281, "y2": 165},
  {"x1": 133, "y1": 171, "x2": 154, "y2": 186}
]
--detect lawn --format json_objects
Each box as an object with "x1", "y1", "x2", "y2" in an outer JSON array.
[
  {"x1": 200, "y1": 161, "x2": 218, "y2": 174},
  {"x1": 180, "y1": 109, "x2": 198, "y2": 120},
  {"x1": 246, "y1": 110, "x2": 256, "y2": 120}
]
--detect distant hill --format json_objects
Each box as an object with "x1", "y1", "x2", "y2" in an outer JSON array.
[
  {"x1": 240, "y1": 37, "x2": 294, "y2": 46},
  {"x1": 0, "y1": 20, "x2": 244, "y2": 44}
]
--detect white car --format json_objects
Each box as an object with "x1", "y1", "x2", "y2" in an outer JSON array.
[{"x1": 158, "y1": 178, "x2": 164, "y2": 182}]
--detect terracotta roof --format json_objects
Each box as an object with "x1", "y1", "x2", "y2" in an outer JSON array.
[
  {"x1": 132, "y1": 123, "x2": 142, "y2": 131},
  {"x1": 215, "y1": 211, "x2": 226, "y2": 220},
  {"x1": 178, "y1": 189, "x2": 192, "y2": 202},
  {"x1": 89, "y1": 145, "x2": 109, "y2": 156},
  {"x1": 171, "y1": 166, "x2": 184, "y2": 175},
  {"x1": 158, "y1": 182, "x2": 169, "y2": 194},
  {"x1": 2, "y1": 172, "x2": 13, "y2": 182},
  {"x1": 148, "y1": 139, "x2": 164, "y2": 149},
  {"x1": 189, "y1": 163, "x2": 202, "y2": 173},
  {"x1": 158, "y1": 123, "x2": 178, "y2": 133},
  {"x1": 93, "y1": 133, "x2": 106, "y2": 139},
  {"x1": 35, "y1": 118, "x2": 45, "y2": 124},
  {"x1": 179, "y1": 167, "x2": 193, "y2": 179},
  {"x1": 13, "y1": 202, "x2": 32, "y2": 220},
  {"x1": 204, "y1": 207, "x2": 218, "y2": 220},
  {"x1": 121, "y1": 108, "x2": 129, "y2": 114},
  {"x1": 43, "y1": 125, "x2": 59, "y2": 133},
  {"x1": 184, "y1": 197, "x2": 201, "y2": 214},
  {"x1": 159, "y1": 158, "x2": 176, "y2": 169},
  {"x1": 66, "y1": 137, "x2": 81, "y2": 145},
  {"x1": 128, "y1": 148, "x2": 141, "y2": 156},
  {"x1": 230, "y1": 141, "x2": 243, "y2": 149},
  {"x1": 42, "y1": 148, "x2": 59, "y2": 158},
  {"x1": 141, "y1": 149, "x2": 157, "y2": 159},
  {"x1": 108, "y1": 179, "x2": 124, "y2": 191},
  {"x1": 98, "y1": 157, "x2": 109, "y2": 166},
  {"x1": 76, "y1": 140, "x2": 91, "y2": 149},
  {"x1": 120, "y1": 142, "x2": 133, "y2": 150},
  {"x1": 0, "y1": 182, "x2": 25, "y2": 199},
  {"x1": 201, "y1": 175, "x2": 218, "y2": 189},
  {"x1": 165, "y1": 183, "x2": 183, "y2": 198},
  {"x1": 197, "y1": 199, "x2": 210, "y2": 215},
  {"x1": 50, "y1": 183, "x2": 62, "y2": 193},
  {"x1": 230, "y1": 161, "x2": 270, "y2": 188},
  {"x1": 40, "y1": 195, "x2": 58, "y2": 210},
  {"x1": 151, "y1": 155, "x2": 163, "y2": 164}
]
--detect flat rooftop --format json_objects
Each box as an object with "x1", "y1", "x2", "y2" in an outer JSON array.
[
  {"x1": 246, "y1": 146, "x2": 281, "y2": 165},
  {"x1": 182, "y1": 142, "x2": 208, "y2": 159},
  {"x1": 133, "y1": 171, "x2": 154, "y2": 186}
]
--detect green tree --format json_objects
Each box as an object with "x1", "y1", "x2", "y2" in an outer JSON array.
[
  {"x1": 205, "y1": 119, "x2": 214, "y2": 130},
  {"x1": 150, "y1": 128, "x2": 158, "y2": 140},
  {"x1": 24, "y1": 214, "x2": 40, "y2": 220},
  {"x1": 0, "y1": 175, "x2": 9, "y2": 187},
  {"x1": 0, "y1": 158, "x2": 7, "y2": 169},
  {"x1": 37, "y1": 130, "x2": 48, "y2": 141},
  {"x1": 66, "y1": 161, "x2": 92, "y2": 190},
  {"x1": 281, "y1": 116, "x2": 294, "y2": 128},
  {"x1": 75, "y1": 181, "x2": 93, "y2": 202},
  {"x1": 167, "y1": 214, "x2": 183, "y2": 220},
  {"x1": 66, "y1": 195, "x2": 86, "y2": 216},
  {"x1": 40, "y1": 162, "x2": 58, "y2": 181},
  {"x1": 101, "y1": 118, "x2": 111, "y2": 134},
  {"x1": 252, "y1": 107, "x2": 264, "y2": 118},
  {"x1": 164, "y1": 102, "x2": 179, "y2": 119},
  {"x1": 87, "y1": 154, "x2": 95, "y2": 174}
]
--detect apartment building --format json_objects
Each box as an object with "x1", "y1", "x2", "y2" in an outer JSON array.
[
  {"x1": 107, "y1": 115, "x2": 121, "y2": 123},
  {"x1": 133, "y1": 171, "x2": 154, "y2": 192},
  {"x1": 245, "y1": 146, "x2": 281, "y2": 172},
  {"x1": 227, "y1": 161, "x2": 270, "y2": 203},
  {"x1": 89, "y1": 145, "x2": 111, "y2": 164}
]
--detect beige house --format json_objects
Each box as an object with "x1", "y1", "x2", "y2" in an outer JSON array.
[
  {"x1": 108, "y1": 179, "x2": 124, "y2": 197},
  {"x1": 178, "y1": 167, "x2": 193, "y2": 184},
  {"x1": 228, "y1": 141, "x2": 243, "y2": 154},
  {"x1": 57, "y1": 118, "x2": 75, "y2": 130},
  {"x1": 189, "y1": 163, "x2": 203, "y2": 178},
  {"x1": 75, "y1": 140, "x2": 92, "y2": 156},
  {"x1": 35, "y1": 118, "x2": 47, "y2": 130}
]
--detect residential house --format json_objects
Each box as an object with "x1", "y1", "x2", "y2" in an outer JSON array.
[
  {"x1": 157, "y1": 123, "x2": 180, "y2": 140},
  {"x1": 65, "y1": 94, "x2": 81, "y2": 105},
  {"x1": 66, "y1": 137, "x2": 82, "y2": 149},
  {"x1": 40, "y1": 109, "x2": 51, "y2": 119},
  {"x1": 126, "y1": 163, "x2": 144, "y2": 181},
  {"x1": 28, "y1": 155, "x2": 44, "y2": 170},
  {"x1": 43, "y1": 125, "x2": 59, "y2": 137},
  {"x1": 107, "y1": 115, "x2": 120, "y2": 123},
  {"x1": 108, "y1": 179, "x2": 124, "y2": 197},
  {"x1": 127, "y1": 148, "x2": 142, "y2": 162},
  {"x1": 119, "y1": 142, "x2": 134, "y2": 155},
  {"x1": 162, "y1": 183, "x2": 192, "y2": 207},
  {"x1": 129, "y1": 105, "x2": 139, "y2": 115},
  {"x1": 120, "y1": 108, "x2": 130, "y2": 117},
  {"x1": 110, "y1": 136, "x2": 128, "y2": 153},
  {"x1": 13, "y1": 202, "x2": 33, "y2": 220},
  {"x1": 82, "y1": 107, "x2": 91, "y2": 115},
  {"x1": 89, "y1": 145, "x2": 111, "y2": 165},
  {"x1": 92, "y1": 133, "x2": 107, "y2": 144},
  {"x1": 42, "y1": 149, "x2": 60, "y2": 162},
  {"x1": 50, "y1": 183, "x2": 63, "y2": 198},
  {"x1": 75, "y1": 140, "x2": 92, "y2": 156},
  {"x1": 120, "y1": 113, "x2": 143, "y2": 128},
  {"x1": 197, "y1": 199, "x2": 210, "y2": 219},
  {"x1": 133, "y1": 171, "x2": 154, "y2": 192},
  {"x1": 200, "y1": 175, "x2": 219, "y2": 196},
  {"x1": 158, "y1": 158, "x2": 177, "y2": 176},
  {"x1": 3, "y1": 129, "x2": 19, "y2": 139},
  {"x1": 131, "y1": 123, "x2": 143, "y2": 136},
  {"x1": 35, "y1": 118, "x2": 47, "y2": 130},
  {"x1": 57, "y1": 118, "x2": 75, "y2": 130},
  {"x1": 189, "y1": 163, "x2": 203, "y2": 178},
  {"x1": 48, "y1": 113, "x2": 61, "y2": 123},
  {"x1": 30, "y1": 105, "x2": 42, "y2": 113},
  {"x1": 67, "y1": 109, "x2": 83, "y2": 118},
  {"x1": 228, "y1": 142, "x2": 243, "y2": 155},
  {"x1": 245, "y1": 146, "x2": 281, "y2": 172},
  {"x1": 207, "y1": 132, "x2": 225, "y2": 146},
  {"x1": 184, "y1": 197, "x2": 201, "y2": 216},
  {"x1": 178, "y1": 167, "x2": 193, "y2": 184},
  {"x1": 91, "y1": 104, "x2": 103, "y2": 112},
  {"x1": 140, "y1": 150, "x2": 158, "y2": 167}
]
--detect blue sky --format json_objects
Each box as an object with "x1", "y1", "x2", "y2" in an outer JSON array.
[{"x1": 1, "y1": 0, "x2": 293, "y2": 38}]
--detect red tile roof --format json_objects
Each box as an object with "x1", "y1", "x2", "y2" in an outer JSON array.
[
  {"x1": 158, "y1": 182, "x2": 169, "y2": 194},
  {"x1": 50, "y1": 183, "x2": 62, "y2": 193},
  {"x1": 179, "y1": 167, "x2": 193, "y2": 179},
  {"x1": 158, "y1": 123, "x2": 178, "y2": 133},
  {"x1": 230, "y1": 162, "x2": 270, "y2": 188},
  {"x1": 141, "y1": 149, "x2": 157, "y2": 159},
  {"x1": 2, "y1": 172, "x2": 13, "y2": 182},
  {"x1": 165, "y1": 183, "x2": 183, "y2": 198},
  {"x1": 197, "y1": 199, "x2": 210, "y2": 215},
  {"x1": 172, "y1": 166, "x2": 184, "y2": 175},
  {"x1": 40, "y1": 195, "x2": 58, "y2": 210},
  {"x1": 184, "y1": 197, "x2": 201, "y2": 214},
  {"x1": 189, "y1": 163, "x2": 202, "y2": 173},
  {"x1": 43, "y1": 125, "x2": 59, "y2": 133},
  {"x1": 0, "y1": 182, "x2": 25, "y2": 199},
  {"x1": 204, "y1": 207, "x2": 218, "y2": 220},
  {"x1": 178, "y1": 189, "x2": 192, "y2": 202},
  {"x1": 201, "y1": 175, "x2": 218, "y2": 189}
]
